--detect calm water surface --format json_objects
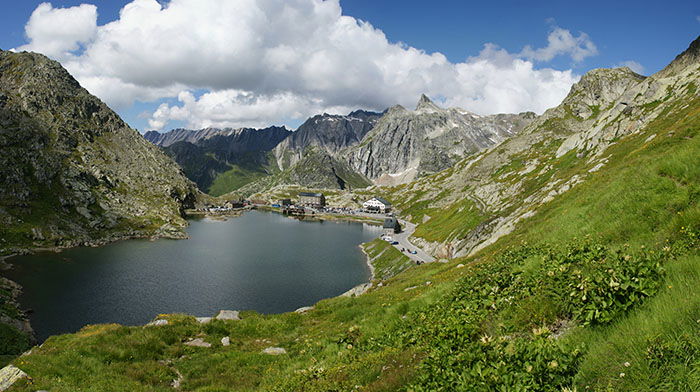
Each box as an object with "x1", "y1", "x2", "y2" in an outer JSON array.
[{"x1": 4, "y1": 211, "x2": 382, "y2": 341}]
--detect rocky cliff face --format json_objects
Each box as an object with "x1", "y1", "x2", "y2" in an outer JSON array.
[
  {"x1": 0, "y1": 50, "x2": 201, "y2": 255},
  {"x1": 272, "y1": 110, "x2": 382, "y2": 169},
  {"x1": 346, "y1": 95, "x2": 534, "y2": 185}
]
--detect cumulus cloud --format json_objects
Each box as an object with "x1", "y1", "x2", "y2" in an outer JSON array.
[
  {"x1": 520, "y1": 27, "x2": 598, "y2": 63},
  {"x1": 615, "y1": 60, "x2": 645, "y2": 75},
  {"x1": 16, "y1": 2, "x2": 97, "y2": 59},
  {"x1": 14, "y1": 0, "x2": 595, "y2": 131}
]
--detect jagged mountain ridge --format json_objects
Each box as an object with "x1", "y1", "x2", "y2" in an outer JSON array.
[
  {"x1": 346, "y1": 94, "x2": 535, "y2": 185},
  {"x1": 0, "y1": 50, "x2": 201, "y2": 252},
  {"x1": 272, "y1": 110, "x2": 383, "y2": 169}
]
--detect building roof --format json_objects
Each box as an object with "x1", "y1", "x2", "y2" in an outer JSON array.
[
  {"x1": 383, "y1": 217, "x2": 398, "y2": 228},
  {"x1": 299, "y1": 192, "x2": 324, "y2": 197},
  {"x1": 373, "y1": 197, "x2": 392, "y2": 205}
]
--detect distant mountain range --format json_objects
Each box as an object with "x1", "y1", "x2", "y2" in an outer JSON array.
[{"x1": 146, "y1": 95, "x2": 531, "y2": 196}]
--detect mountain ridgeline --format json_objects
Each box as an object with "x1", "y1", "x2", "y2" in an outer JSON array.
[
  {"x1": 149, "y1": 95, "x2": 535, "y2": 196},
  {"x1": 144, "y1": 126, "x2": 291, "y2": 196}
]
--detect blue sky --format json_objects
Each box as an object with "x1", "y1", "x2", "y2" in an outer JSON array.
[{"x1": 1, "y1": 0, "x2": 698, "y2": 132}]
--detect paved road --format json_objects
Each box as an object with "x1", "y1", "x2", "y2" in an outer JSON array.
[
  {"x1": 303, "y1": 208, "x2": 436, "y2": 264},
  {"x1": 391, "y1": 219, "x2": 435, "y2": 264}
]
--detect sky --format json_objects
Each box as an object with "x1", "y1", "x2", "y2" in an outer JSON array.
[{"x1": 0, "y1": 0, "x2": 698, "y2": 133}]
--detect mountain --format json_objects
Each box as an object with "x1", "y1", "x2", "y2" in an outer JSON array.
[
  {"x1": 236, "y1": 146, "x2": 372, "y2": 196},
  {"x1": 0, "y1": 50, "x2": 201, "y2": 347},
  {"x1": 145, "y1": 126, "x2": 291, "y2": 195},
  {"x1": 272, "y1": 110, "x2": 383, "y2": 169},
  {"x1": 144, "y1": 126, "x2": 291, "y2": 151},
  {"x1": 384, "y1": 40, "x2": 696, "y2": 260},
  {"x1": 346, "y1": 94, "x2": 535, "y2": 185},
  {"x1": 0, "y1": 50, "x2": 201, "y2": 250}
]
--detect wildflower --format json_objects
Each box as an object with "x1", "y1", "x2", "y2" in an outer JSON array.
[
  {"x1": 480, "y1": 334, "x2": 492, "y2": 344},
  {"x1": 619, "y1": 372, "x2": 626, "y2": 378},
  {"x1": 624, "y1": 362, "x2": 631, "y2": 367},
  {"x1": 549, "y1": 360, "x2": 559, "y2": 369}
]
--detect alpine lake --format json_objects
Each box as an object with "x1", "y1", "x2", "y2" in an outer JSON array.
[{"x1": 3, "y1": 210, "x2": 383, "y2": 341}]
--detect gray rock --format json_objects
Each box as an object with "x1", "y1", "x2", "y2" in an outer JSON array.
[
  {"x1": 215, "y1": 310, "x2": 241, "y2": 321},
  {"x1": 294, "y1": 306, "x2": 314, "y2": 314},
  {"x1": 195, "y1": 317, "x2": 212, "y2": 324},
  {"x1": 184, "y1": 338, "x2": 211, "y2": 348},
  {"x1": 146, "y1": 319, "x2": 168, "y2": 326},
  {"x1": 0, "y1": 365, "x2": 27, "y2": 391},
  {"x1": 347, "y1": 95, "x2": 533, "y2": 185},
  {"x1": 261, "y1": 347, "x2": 287, "y2": 355}
]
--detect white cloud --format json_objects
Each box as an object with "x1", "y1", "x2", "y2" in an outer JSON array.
[
  {"x1": 16, "y1": 2, "x2": 97, "y2": 59},
  {"x1": 615, "y1": 60, "x2": 645, "y2": 75},
  {"x1": 15, "y1": 0, "x2": 593, "y2": 130},
  {"x1": 520, "y1": 27, "x2": 598, "y2": 63}
]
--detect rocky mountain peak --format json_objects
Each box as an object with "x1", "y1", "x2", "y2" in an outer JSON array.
[
  {"x1": 415, "y1": 94, "x2": 441, "y2": 112},
  {"x1": 656, "y1": 35, "x2": 700, "y2": 78},
  {"x1": 559, "y1": 67, "x2": 646, "y2": 117}
]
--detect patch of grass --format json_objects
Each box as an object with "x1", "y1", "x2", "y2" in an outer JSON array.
[
  {"x1": 364, "y1": 239, "x2": 415, "y2": 280},
  {"x1": 208, "y1": 164, "x2": 269, "y2": 196},
  {"x1": 413, "y1": 198, "x2": 485, "y2": 243}
]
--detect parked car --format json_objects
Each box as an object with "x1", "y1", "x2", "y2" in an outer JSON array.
[
  {"x1": 410, "y1": 250, "x2": 418, "y2": 255},
  {"x1": 391, "y1": 241, "x2": 399, "y2": 245}
]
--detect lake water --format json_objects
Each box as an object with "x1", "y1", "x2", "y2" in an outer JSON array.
[{"x1": 3, "y1": 211, "x2": 382, "y2": 341}]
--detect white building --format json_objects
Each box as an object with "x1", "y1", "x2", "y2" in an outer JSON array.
[{"x1": 363, "y1": 197, "x2": 392, "y2": 213}]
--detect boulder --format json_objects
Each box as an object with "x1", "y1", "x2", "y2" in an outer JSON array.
[
  {"x1": 0, "y1": 365, "x2": 28, "y2": 391},
  {"x1": 294, "y1": 306, "x2": 314, "y2": 314},
  {"x1": 146, "y1": 319, "x2": 168, "y2": 326},
  {"x1": 184, "y1": 338, "x2": 211, "y2": 348},
  {"x1": 215, "y1": 310, "x2": 240, "y2": 321},
  {"x1": 262, "y1": 347, "x2": 287, "y2": 355},
  {"x1": 195, "y1": 317, "x2": 212, "y2": 324}
]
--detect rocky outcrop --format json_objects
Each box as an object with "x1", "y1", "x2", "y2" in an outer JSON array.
[
  {"x1": 0, "y1": 365, "x2": 27, "y2": 391},
  {"x1": 273, "y1": 110, "x2": 382, "y2": 169},
  {"x1": 347, "y1": 95, "x2": 534, "y2": 185},
  {"x1": 0, "y1": 50, "x2": 201, "y2": 254}
]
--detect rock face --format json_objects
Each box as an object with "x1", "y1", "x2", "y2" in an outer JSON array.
[
  {"x1": 0, "y1": 365, "x2": 27, "y2": 391},
  {"x1": 0, "y1": 50, "x2": 201, "y2": 254},
  {"x1": 273, "y1": 110, "x2": 382, "y2": 169},
  {"x1": 347, "y1": 95, "x2": 534, "y2": 185}
]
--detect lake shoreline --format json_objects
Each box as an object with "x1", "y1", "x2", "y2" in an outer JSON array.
[{"x1": 3, "y1": 210, "x2": 382, "y2": 345}]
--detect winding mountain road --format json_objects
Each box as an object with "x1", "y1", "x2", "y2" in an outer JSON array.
[{"x1": 391, "y1": 219, "x2": 435, "y2": 264}]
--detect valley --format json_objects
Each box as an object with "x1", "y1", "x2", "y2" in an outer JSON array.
[{"x1": 0, "y1": 22, "x2": 698, "y2": 392}]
